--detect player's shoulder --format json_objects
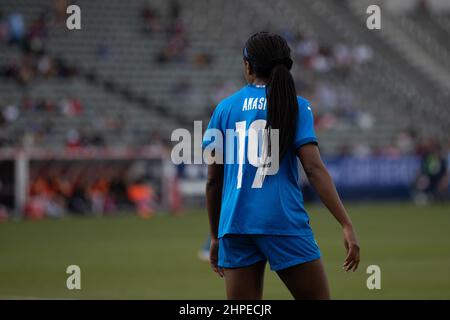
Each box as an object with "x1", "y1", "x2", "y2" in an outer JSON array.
[
  {"x1": 297, "y1": 96, "x2": 314, "y2": 117},
  {"x1": 297, "y1": 96, "x2": 311, "y2": 109}
]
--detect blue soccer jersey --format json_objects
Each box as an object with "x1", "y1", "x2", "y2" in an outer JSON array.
[{"x1": 202, "y1": 84, "x2": 318, "y2": 238}]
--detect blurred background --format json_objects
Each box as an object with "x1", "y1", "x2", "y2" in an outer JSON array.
[{"x1": 0, "y1": 0, "x2": 448, "y2": 299}]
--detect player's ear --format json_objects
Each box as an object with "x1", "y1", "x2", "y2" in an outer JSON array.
[{"x1": 244, "y1": 60, "x2": 252, "y2": 76}]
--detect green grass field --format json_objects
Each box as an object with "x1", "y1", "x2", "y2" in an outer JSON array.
[{"x1": 0, "y1": 202, "x2": 449, "y2": 299}]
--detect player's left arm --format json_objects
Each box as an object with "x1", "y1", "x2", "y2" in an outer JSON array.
[
  {"x1": 206, "y1": 158, "x2": 224, "y2": 277},
  {"x1": 297, "y1": 144, "x2": 360, "y2": 272}
]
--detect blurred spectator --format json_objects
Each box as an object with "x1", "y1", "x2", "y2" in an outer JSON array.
[
  {"x1": 59, "y1": 96, "x2": 84, "y2": 117},
  {"x1": 53, "y1": 0, "x2": 69, "y2": 26},
  {"x1": 26, "y1": 176, "x2": 65, "y2": 219},
  {"x1": 355, "y1": 112, "x2": 374, "y2": 130},
  {"x1": 66, "y1": 128, "x2": 82, "y2": 148},
  {"x1": 68, "y1": 181, "x2": 90, "y2": 214},
  {"x1": 89, "y1": 178, "x2": 109, "y2": 215},
  {"x1": 127, "y1": 179, "x2": 155, "y2": 218},
  {"x1": 156, "y1": 2, "x2": 189, "y2": 64},
  {"x1": 37, "y1": 53, "x2": 55, "y2": 77},
  {"x1": 26, "y1": 12, "x2": 48, "y2": 54},
  {"x1": 333, "y1": 43, "x2": 353, "y2": 70},
  {"x1": 294, "y1": 36, "x2": 318, "y2": 60},
  {"x1": 192, "y1": 52, "x2": 213, "y2": 68},
  {"x1": 110, "y1": 173, "x2": 129, "y2": 210},
  {"x1": 141, "y1": 5, "x2": 161, "y2": 34},
  {"x1": 396, "y1": 130, "x2": 417, "y2": 155},
  {"x1": 352, "y1": 44, "x2": 373, "y2": 64},
  {"x1": 314, "y1": 83, "x2": 337, "y2": 111},
  {"x1": 413, "y1": 139, "x2": 449, "y2": 204},
  {"x1": 2, "y1": 103, "x2": 20, "y2": 122},
  {"x1": 7, "y1": 12, "x2": 25, "y2": 44}
]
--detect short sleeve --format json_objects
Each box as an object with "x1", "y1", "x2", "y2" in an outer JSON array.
[
  {"x1": 202, "y1": 103, "x2": 224, "y2": 150},
  {"x1": 293, "y1": 98, "x2": 318, "y2": 150}
]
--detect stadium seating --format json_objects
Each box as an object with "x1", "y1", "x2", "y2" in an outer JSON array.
[{"x1": 0, "y1": 0, "x2": 448, "y2": 154}]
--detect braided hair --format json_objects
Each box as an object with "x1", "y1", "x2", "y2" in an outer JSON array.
[{"x1": 243, "y1": 32, "x2": 298, "y2": 160}]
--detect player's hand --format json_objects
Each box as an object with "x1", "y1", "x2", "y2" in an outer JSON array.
[
  {"x1": 210, "y1": 238, "x2": 224, "y2": 277},
  {"x1": 343, "y1": 224, "x2": 360, "y2": 272}
]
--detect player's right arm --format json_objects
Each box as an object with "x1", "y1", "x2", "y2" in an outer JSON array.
[
  {"x1": 203, "y1": 101, "x2": 226, "y2": 277},
  {"x1": 206, "y1": 156, "x2": 224, "y2": 277}
]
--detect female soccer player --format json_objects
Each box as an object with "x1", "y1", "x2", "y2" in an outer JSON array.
[{"x1": 203, "y1": 32, "x2": 360, "y2": 300}]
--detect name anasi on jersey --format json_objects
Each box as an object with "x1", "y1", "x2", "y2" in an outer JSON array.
[{"x1": 242, "y1": 97, "x2": 266, "y2": 111}]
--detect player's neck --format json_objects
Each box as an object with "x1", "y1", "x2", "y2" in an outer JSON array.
[{"x1": 251, "y1": 78, "x2": 268, "y2": 86}]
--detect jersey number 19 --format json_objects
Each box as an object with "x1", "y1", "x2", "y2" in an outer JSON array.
[{"x1": 235, "y1": 120, "x2": 279, "y2": 189}]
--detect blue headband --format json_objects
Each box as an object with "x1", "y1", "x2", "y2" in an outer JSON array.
[{"x1": 243, "y1": 47, "x2": 251, "y2": 61}]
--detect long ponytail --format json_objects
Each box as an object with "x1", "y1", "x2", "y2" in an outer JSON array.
[
  {"x1": 266, "y1": 63, "x2": 299, "y2": 159},
  {"x1": 244, "y1": 32, "x2": 298, "y2": 160}
]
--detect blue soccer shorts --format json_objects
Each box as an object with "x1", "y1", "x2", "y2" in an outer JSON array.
[{"x1": 218, "y1": 234, "x2": 321, "y2": 271}]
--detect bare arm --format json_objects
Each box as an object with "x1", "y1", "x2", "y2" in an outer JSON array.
[
  {"x1": 205, "y1": 160, "x2": 224, "y2": 276},
  {"x1": 297, "y1": 144, "x2": 351, "y2": 227},
  {"x1": 206, "y1": 162, "x2": 224, "y2": 240},
  {"x1": 297, "y1": 143, "x2": 360, "y2": 272}
]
